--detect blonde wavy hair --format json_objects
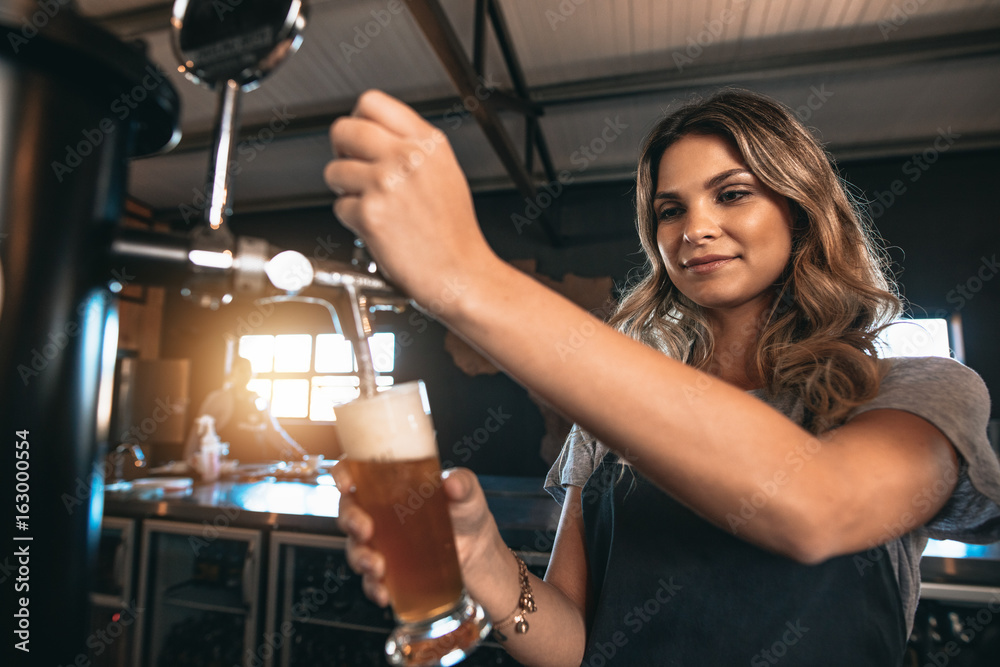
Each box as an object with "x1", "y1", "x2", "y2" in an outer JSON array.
[{"x1": 608, "y1": 90, "x2": 902, "y2": 432}]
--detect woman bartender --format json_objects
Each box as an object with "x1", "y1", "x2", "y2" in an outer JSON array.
[{"x1": 326, "y1": 90, "x2": 1000, "y2": 665}]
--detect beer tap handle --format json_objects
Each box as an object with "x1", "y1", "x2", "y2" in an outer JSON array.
[{"x1": 344, "y1": 282, "x2": 378, "y2": 398}]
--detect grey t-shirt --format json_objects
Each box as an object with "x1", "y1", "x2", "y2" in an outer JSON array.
[{"x1": 545, "y1": 355, "x2": 1000, "y2": 639}]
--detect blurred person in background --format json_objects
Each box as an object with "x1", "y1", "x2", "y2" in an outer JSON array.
[{"x1": 185, "y1": 356, "x2": 307, "y2": 463}]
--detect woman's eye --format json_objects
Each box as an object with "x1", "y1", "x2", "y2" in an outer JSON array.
[
  {"x1": 658, "y1": 206, "x2": 682, "y2": 221},
  {"x1": 719, "y1": 189, "x2": 751, "y2": 203}
]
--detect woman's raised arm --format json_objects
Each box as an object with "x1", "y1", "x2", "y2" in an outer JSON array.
[{"x1": 325, "y1": 90, "x2": 959, "y2": 565}]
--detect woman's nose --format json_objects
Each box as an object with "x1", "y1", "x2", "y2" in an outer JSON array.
[{"x1": 682, "y1": 203, "x2": 722, "y2": 244}]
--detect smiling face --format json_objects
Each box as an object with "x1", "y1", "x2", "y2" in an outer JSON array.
[{"x1": 654, "y1": 133, "x2": 794, "y2": 318}]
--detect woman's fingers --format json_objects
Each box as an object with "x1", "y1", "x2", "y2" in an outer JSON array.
[
  {"x1": 361, "y1": 571, "x2": 391, "y2": 608},
  {"x1": 345, "y1": 538, "x2": 384, "y2": 577},
  {"x1": 338, "y1": 504, "x2": 374, "y2": 542},
  {"x1": 329, "y1": 114, "x2": 399, "y2": 163},
  {"x1": 332, "y1": 461, "x2": 391, "y2": 608},
  {"x1": 330, "y1": 460, "x2": 354, "y2": 491},
  {"x1": 441, "y1": 468, "x2": 493, "y2": 537},
  {"x1": 351, "y1": 89, "x2": 434, "y2": 139},
  {"x1": 322, "y1": 89, "x2": 493, "y2": 312},
  {"x1": 345, "y1": 538, "x2": 390, "y2": 608},
  {"x1": 323, "y1": 154, "x2": 380, "y2": 205},
  {"x1": 441, "y1": 467, "x2": 478, "y2": 502}
]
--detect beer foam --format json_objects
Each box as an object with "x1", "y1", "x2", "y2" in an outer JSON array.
[{"x1": 335, "y1": 381, "x2": 438, "y2": 461}]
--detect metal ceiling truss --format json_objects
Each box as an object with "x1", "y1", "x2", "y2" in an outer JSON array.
[
  {"x1": 157, "y1": 25, "x2": 1000, "y2": 159},
  {"x1": 104, "y1": 6, "x2": 1000, "y2": 228},
  {"x1": 404, "y1": 0, "x2": 561, "y2": 245}
]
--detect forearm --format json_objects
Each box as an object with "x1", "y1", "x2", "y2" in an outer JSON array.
[
  {"x1": 465, "y1": 529, "x2": 586, "y2": 667},
  {"x1": 440, "y1": 258, "x2": 830, "y2": 558}
]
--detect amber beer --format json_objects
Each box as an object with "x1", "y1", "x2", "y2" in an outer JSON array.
[
  {"x1": 344, "y1": 456, "x2": 463, "y2": 621},
  {"x1": 336, "y1": 381, "x2": 489, "y2": 666}
]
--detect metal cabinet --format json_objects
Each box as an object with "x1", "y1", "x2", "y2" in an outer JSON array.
[
  {"x1": 907, "y1": 584, "x2": 1000, "y2": 666},
  {"x1": 264, "y1": 532, "x2": 393, "y2": 666},
  {"x1": 88, "y1": 517, "x2": 138, "y2": 666},
  {"x1": 264, "y1": 531, "x2": 549, "y2": 666},
  {"x1": 133, "y1": 519, "x2": 262, "y2": 667}
]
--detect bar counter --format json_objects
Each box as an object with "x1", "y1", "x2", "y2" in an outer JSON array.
[
  {"x1": 102, "y1": 466, "x2": 999, "y2": 590},
  {"x1": 98, "y1": 468, "x2": 999, "y2": 665},
  {"x1": 103, "y1": 468, "x2": 561, "y2": 551}
]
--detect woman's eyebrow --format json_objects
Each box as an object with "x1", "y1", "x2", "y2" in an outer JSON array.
[
  {"x1": 705, "y1": 168, "x2": 753, "y2": 189},
  {"x1": 655, "y1": 168, "x2": 754, "y2": 201}
]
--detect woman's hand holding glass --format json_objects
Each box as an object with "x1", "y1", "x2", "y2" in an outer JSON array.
[{"x1": 333, "y1": 464, "x2": 505, "y2": 613}]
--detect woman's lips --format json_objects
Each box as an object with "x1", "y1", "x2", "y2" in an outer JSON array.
[{"x1": 685, "y1": 257, "x2": 736, "y2": 274}]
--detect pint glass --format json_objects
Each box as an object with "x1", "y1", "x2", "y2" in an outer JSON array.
[{"x1": 336, "y1": 381, "x2": 490, "y2": 666}]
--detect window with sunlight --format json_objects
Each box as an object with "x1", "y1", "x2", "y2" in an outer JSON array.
[
  {"x1": 238, "y1": 332, "x2": 396, "y2": 421},
  {"x1": 876, "y1": 318, "x2": 954, "y2": 360}
]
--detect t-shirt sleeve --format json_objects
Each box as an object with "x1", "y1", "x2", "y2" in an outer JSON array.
[
  {"x1": 544, "y1": 423, "x2": 605, "y2": 505},
  {"x1": 847, "y1": 356, "x2": 1000, "y2": 543}
]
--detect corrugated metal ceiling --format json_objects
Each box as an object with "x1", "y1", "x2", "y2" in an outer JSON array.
[{"x1": 76, "y1": 0, "x2": 1000, "y2": 214}]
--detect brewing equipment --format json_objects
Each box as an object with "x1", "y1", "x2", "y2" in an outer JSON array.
[
  {"x1": 0, "y1": 2, "x2": 179, "y2": 664},
  {"x1": 0, "y1": 2, "x2": 404, "y2": 664}
]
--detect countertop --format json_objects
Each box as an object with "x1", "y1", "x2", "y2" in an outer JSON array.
[
  {"x1": 103, "y1": 470, "x2": 560, "y2": 551},
  {"x1": 103, "y1": 468, "x2": 1000, "y2": 591}
]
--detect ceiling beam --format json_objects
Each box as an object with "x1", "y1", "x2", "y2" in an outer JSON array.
[
  {"x1": 146, "y1": 130, "x2": 1000, "y2": 225},
  {"x1": 148, "y1": 27, "x2": 1000, "y2": 161},
  {"x1": 401, "y1": 0, "x2": 560, "y2": 245},
  {"x1": 486, "y1": 0, "x2": 556, "y2": 184}
]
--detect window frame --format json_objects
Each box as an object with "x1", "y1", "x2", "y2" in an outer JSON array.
[{"x1": 238, "y1": 332, "x2": 395, "y2": 424}]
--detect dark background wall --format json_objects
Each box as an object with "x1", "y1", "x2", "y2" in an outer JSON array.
[{"x1": 159, "y1": 147, "x2": 1000, "y2": 475}]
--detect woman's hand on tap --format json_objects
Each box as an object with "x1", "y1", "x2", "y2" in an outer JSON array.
[{"x1": 323, "y1": 90, "x2": 501, "y2": 318}]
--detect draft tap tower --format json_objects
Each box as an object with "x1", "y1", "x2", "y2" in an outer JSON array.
[
  {"x1": 0, "y1": 2, "x2": 180, "y2": 665},
  {"x1": 1, "y1": 1, "x2": 405, "y2": 665}
]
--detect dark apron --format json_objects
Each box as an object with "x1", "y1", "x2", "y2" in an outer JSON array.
[{"x1": 581, "y1": 453, "x2": 906, "y2": 666}]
